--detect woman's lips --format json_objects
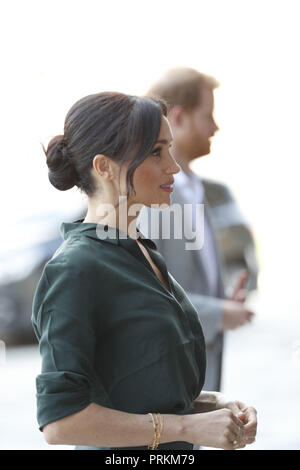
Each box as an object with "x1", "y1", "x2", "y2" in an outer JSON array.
[{"x1": 159, "y1": 185, "x2": 174, "y2": 193}]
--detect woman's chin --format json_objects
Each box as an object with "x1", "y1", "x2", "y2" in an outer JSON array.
[{"x1": 146, "y1": 200, "x2": 171, "y2": 210}]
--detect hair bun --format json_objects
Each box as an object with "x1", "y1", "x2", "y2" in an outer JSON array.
[{"x1": 44, "y1": 134, "x2": 78, "y2": 191}]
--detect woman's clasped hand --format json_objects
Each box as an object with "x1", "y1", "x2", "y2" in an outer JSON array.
[{"x1": 190, "y1": 392, "x2": 257, "y2": 449}]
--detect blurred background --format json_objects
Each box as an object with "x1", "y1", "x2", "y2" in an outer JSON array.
[{"x1": 0, "y1": 0, "x2": 300, "y2": 450}]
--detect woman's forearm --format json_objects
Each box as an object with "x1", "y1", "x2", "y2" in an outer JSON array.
[
  {"x1": 44, "y1": 400, "x2": 250, "y2": 450},
  {"x1": 43, "y1": 402, "x2": 186, "y2": 447},
  {"x1": 193, "y1": 391, "x2": 223, "y2": 413}
]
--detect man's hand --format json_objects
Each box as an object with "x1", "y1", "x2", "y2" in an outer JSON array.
[
  {"x1": 231, "y1": 269, "x2": 248, "y2": 302},
  {"x1": 221, "y1": 269, "x2": 254, "y2": 331},
  {"x1": 221, "y1": 300, "x2": 254, "y2": 330}
]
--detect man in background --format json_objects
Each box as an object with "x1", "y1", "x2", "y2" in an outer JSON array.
[{"x1": 138, "y1": 67, "x2": 258, "y2": 393}]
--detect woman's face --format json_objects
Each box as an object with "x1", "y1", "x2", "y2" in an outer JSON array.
[{"x1": 129, "y1": 116, "x2": 181, "y2": 208}]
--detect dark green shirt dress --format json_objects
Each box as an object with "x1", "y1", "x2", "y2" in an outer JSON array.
[{"x1": 31, "y1": 218, "x2": 206, "y2": 450}]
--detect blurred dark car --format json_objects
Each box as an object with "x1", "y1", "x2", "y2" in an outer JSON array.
[{"x1": 0, "y1": 207, "x2": 86, "y2": 346}]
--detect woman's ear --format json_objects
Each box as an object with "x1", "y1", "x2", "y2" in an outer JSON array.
[{"x1": 93, "y1": 154, "x2": 114, "y2": 180}]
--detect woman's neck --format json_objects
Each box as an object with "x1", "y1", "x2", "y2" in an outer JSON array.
[{"x1": 83, "y1": 196, "x2": 142, "y2": 239}]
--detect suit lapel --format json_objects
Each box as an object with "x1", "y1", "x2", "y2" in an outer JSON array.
[
  {"x1": 171, "y1": 185, "x2": 211, "y2": 293},
  {"x1": 202, "y1": 193, "x2": 225, "y2": 298}
]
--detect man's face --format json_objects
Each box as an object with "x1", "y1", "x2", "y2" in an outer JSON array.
[{"x1": 176, "y1": 87, "x2": 219, "y2": 160}]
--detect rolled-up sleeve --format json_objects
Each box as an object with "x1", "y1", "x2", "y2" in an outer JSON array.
[{"x1": 31, "y1": 259, "x2": 107, "y2": 431}]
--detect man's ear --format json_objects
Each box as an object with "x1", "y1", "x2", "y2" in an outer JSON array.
[{"x1": 168, "y1": 105, "x2": 185, "y2": 127}]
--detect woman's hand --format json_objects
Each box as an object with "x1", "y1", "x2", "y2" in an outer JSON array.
[
  {"x1": 215, "y1": 395, "x2": 257, "y2": 445},
  {"x1": 193, "y1": 391, "x2": 257, "y2": 447},
  {"x1": 183, "y1": 408, "x2": 246, "y2": 450}
]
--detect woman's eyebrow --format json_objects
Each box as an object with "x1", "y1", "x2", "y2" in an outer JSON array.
[{"x1": 155, "y1": 138, "x2": 173, "y2": 145}]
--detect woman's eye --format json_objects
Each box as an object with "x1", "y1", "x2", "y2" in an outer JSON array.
[{"x1": 151, "y1": 147, "x2": 162, "y2": 157}]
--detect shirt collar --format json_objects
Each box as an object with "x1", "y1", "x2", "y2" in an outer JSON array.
[
  {"x1": 175, "y1": 169, "x2": 204, "y2": 202},
  {"x1": 175, "y1": 169, "x2": 203, "y2": 186},
  {"x1": 60, "y1": 218, "x2": 157, "y2": 250}
]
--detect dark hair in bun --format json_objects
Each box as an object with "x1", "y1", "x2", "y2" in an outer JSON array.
[
  {"x1": 43, "y1": 92, "x2": 167, "y2": 196},
  {"x1": 45, "y1": 134, "x2": 79, "y2": 191}
]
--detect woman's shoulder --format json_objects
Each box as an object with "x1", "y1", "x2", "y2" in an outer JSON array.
[
  {"x1": 32, "y1": 237, "x2": 106, "y2": 319},
  {"x1": 32, "y1": 237, "x2": 104, "y2": 336},
  {"x1": 42, "y1": 236, "x2": 107, "y2": 284}
]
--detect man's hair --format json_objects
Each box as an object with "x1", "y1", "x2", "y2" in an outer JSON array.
[{"x1": 147, "y1": 67, "x2": 219, "y2": 111}]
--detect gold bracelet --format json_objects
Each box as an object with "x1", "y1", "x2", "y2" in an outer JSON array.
[
  {"x1": 148, "y1": 412, "x2": 164, "y2": 450},
  {"x1": 155, "y1": 413, "x2": 163, "y2": 449},
  {"x1": 148, "y1": 413, "x2": 155, "y2": 449},
  {"x1": 152, "y1": 413, "x2": 160, "y2": 450},
  {"x1": 150, "y1": 413, "x2": 160, "y2": 450}
]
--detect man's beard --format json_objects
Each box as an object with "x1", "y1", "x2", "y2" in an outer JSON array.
[{"x1": 192, "y1": 139, "x2": 211, "y2": 159}]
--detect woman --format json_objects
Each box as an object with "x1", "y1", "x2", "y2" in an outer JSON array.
[{"x1": 32, "y1": 92, "x2": 257, "y2": 450}]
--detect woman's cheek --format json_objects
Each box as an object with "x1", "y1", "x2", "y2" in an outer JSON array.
[{"x1": 134, "y1": 166, "x2": 159, "y2": 191}]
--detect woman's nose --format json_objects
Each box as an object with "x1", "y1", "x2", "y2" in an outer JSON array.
[
  {"x1": 166, "y1": 153, "x2": 181, "y2": 174},
  {"x1": 172, "y1": 161, "x2": 181, "y2": 174}
]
